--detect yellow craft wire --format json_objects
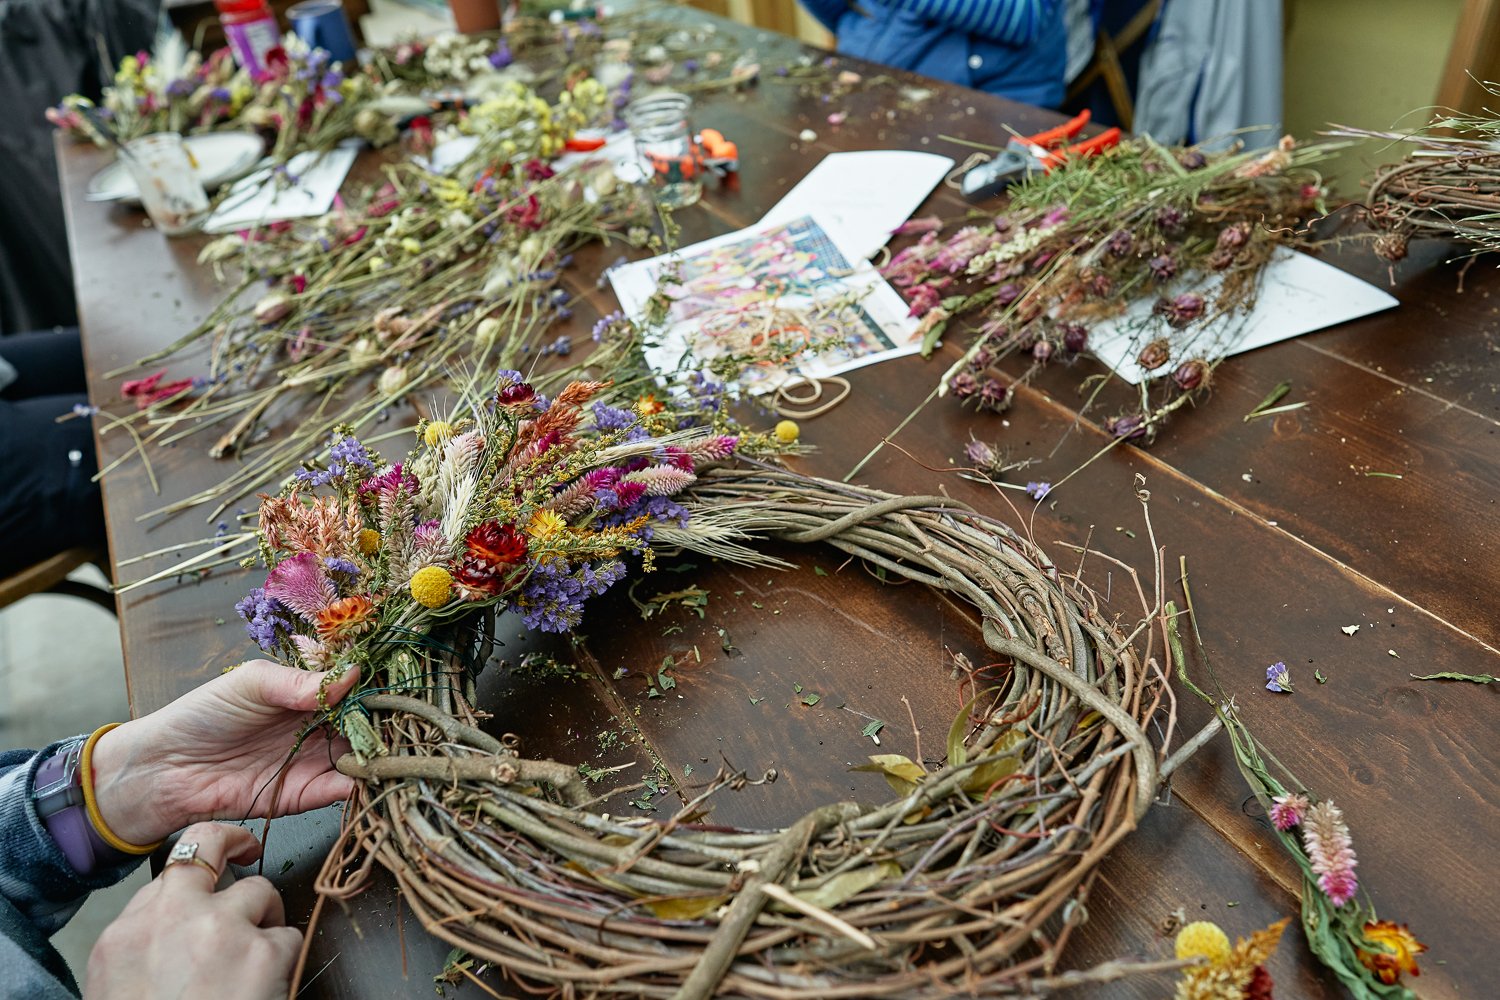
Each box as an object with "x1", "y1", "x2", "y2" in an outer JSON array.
[{"x1": 79, "y1": 723, "x2": 163, "y2": 856}]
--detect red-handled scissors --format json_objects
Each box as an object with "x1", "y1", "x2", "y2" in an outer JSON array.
[{"x1": 961, "y1": 109, "x2": 1121, "y2": 200}]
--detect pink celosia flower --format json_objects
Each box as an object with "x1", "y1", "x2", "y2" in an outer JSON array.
[
  {"x1": 1302, "y1": 799, "x2": 1359, "y2": 907},
  {"x1": 264, "y1": 552, "x2": 338, "y2": 622},
  {"x1": 1269, "y1": 792, "x2": 1309, "y2": 831},
  {"x1": 622, "y1": 465, "x2": 696, "y2": 497},
  {"x1": 684, "y1": 436, "x2": 737, "y2": 463}
]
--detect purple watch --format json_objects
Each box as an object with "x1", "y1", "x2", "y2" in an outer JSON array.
[{"x1": 32, "y1": 738, "x2": 129, "y2": 875}]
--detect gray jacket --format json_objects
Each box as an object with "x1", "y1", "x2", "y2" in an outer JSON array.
[{"x1": 0, "y1": 743, "x2": 143, "y2": 999}]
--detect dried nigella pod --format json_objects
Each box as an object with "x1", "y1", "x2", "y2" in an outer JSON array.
[
  {"x1": 1172, "y1": 359, "x2": 1212, "y2": 392},
  {"x1": 1137, "y1": 339, "x2": 1172, "y2": 371}
]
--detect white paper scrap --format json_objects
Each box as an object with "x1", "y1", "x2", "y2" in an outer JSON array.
[
  {"x1": 759, "y1": 150, "x2": 954, "y2": 260},
  {"x1": 1088, "y1": 249, "x2": 1399, "y2": 385},
  {"x1": 609, "y1": 214, "x2": 920, "y2": 396},
  {"x1": 203, "y1": 143, "x2": 359, "y2": 233}
]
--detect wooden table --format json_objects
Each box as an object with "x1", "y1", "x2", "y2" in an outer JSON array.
[{"x1": 59, "y1": 12, "x2": 1495, "y2": 999}]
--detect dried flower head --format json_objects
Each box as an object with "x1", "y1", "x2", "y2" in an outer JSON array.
[
  {"x1": 1175, "y1": 921, "x2": 1231, "y2": 964},
  {"x1": 1269, "y1": 792, "x2": 1309, "y2": 831},
  {"x1": 1357, "y1": 920, "x2": 1427, "y2": 985},
  {"x1": 1172, "y1": 359, "x2": 1213, "y2": 392},
  {"x1": 1137, "y1": 339, "x2": 1172, "y2": 371},
  {"x1": 1302, "y1": 799, "x2": 1359, "y2": 907}
]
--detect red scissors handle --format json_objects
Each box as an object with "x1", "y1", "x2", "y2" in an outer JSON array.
[
  {"x1": 1017, "y1": 109, "x2": 1092, "y2": 150},
  {"x1": 1037, "y1": 126, "x2": 1122, "y2": 169}
]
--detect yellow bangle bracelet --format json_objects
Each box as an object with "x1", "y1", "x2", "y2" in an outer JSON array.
[{"x1": 79, "y1": 723, "x2": 164, "y2": 856}]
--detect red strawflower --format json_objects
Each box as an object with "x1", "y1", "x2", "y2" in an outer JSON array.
[
  {"x1": 506, "y1": 194, "x2": 544, "y2": 231},
  {"x1": 453, "y1": 521, "x2": 528, "y2": 595}
]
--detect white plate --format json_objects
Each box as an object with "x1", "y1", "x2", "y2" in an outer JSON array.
[{"x1": 86, "y1": 132, "x2": 267, "y2": 204}]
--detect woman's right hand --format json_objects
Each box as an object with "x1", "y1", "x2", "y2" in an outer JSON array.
[{"x1": 84, "y1": 822, "x2": 301, "y2": 1000}]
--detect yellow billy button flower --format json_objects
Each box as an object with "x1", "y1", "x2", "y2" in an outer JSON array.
[
  {"x1": 774, "y1": 419, "x2": 800, "y2": 444},
  {"x1": 409, "y1": 566, "x2": 453, "y2": 608},
  {"x1": 423, "y1": 421, "x2": 454, "y2": 447},
  {"x1": 527, "y1": 509, "x2": 566, "y2": 539},
  {"x1": 1175, "y1": 921, "x2": 1231, "y2": 965},
  {"x1": 357, "y1": 529, "x2": 380, "y2": 556}
]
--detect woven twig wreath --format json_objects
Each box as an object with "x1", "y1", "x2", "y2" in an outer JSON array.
[{"x1": 316, "y1": 468, "x2": 1164, "y2": 998}]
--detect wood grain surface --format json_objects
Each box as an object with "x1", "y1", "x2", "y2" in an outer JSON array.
[{"x1": 57, "y1": 9, "x2": 1494, "y2": 998}]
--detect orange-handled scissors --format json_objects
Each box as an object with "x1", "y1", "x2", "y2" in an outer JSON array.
[{"x1": 961, "y1": 109, "x2": 1121, "y2": 200}]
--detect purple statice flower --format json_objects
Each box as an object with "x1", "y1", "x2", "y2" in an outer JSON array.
[
  {"x1": 591, "y1": 402, "x2": 637, "y2": 433},
  {"x1": 513, "y1": 559, "x2": 628, "y2": 632},
  {"x1": 490, "y1": 40, "x2": 513, "y2": 68},
  {"x1": 234, "y1": 587, "x2": 293, "y2": 653},
  {"x1": 327, "y1": 434, "x2": 375, "y2": 480},
  {"x1": 320, "y1": 70, "x2": 343, "y2": 89},
  {"x1": 591, "y1": 310, "x2": 625, "y2": 341},
  {"x1": 1265, "y1": 661, "x2": 1293, "y2": 693},
  {"x1": 323, "y1": 557, "x2": 360, "y2": 581},
  {"x1": 549, "y1": 335, "x2": 573, "y2": 356},
  {"x1": 1025, "y1": 481, "x2": 1051, "y2": 501},
  {"x1": 166, "y1": 78, "x2": 195, "y2": 98},
  {"x1": 683, "y1": 58, "x2": 700, "y2": 74},
  {"x1": 209, "y1": 87, "x2": 232, "y2": 102}
]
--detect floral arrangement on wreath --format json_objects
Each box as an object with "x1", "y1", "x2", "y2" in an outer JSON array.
[
  {"x1": 235, "y1": 368, "x2": 755, "y2": 758},
  {"x1": 886, "y1": 134, "x2": 1340, "y2": 444}
]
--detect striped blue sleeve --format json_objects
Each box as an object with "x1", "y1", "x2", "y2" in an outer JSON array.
[{"x1": 887, "y1": 0, "x2": 1049, "y2": 45}]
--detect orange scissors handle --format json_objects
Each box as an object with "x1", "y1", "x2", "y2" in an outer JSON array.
[{"x1": 1017, "y1": 109, "x2": 1092, "y2": 150}]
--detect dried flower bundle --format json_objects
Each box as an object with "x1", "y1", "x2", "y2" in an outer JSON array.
[
  {"x1": 1170, "y1": 576, "x2": 1426, "y2": 999},
  {"x1": 241, "y1": 368, "x2": 762, "y2": 759},
  {"x1": 885, "y1": 134, "x2": 1339, "y2": 441}
]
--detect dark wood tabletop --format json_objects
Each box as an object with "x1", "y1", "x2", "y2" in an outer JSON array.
[{"x1": 57, "y1": 10, "x2": 1495, "y2": 999}]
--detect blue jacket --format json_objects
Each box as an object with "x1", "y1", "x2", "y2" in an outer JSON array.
[
  {"x1": 801, "y1": 0, "x2": 1067, "y2": 107},
  {"x1": 1, "y1": 742, "x2": 143, "y2": 999}
]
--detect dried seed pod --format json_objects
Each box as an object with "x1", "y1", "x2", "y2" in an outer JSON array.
[
  {"x1": 1137, "y1": 339, "x2": 1172, "y2": 371},
  {"x1": 1106, "y1": 412, "x2": 1149, "y2": 440},
  {"x1": 1061, "y1": 323, "x2": 1089, "y2": 353},
  {"x1": 1172, "y1": 359, "x2": 1212, "y2": 392},
  {"x1": 1031, "y1": 339, "x2": 1054, "y2": 362},
  {"x1": 949, "y1": 372, "x2": 979, "y2": 398},
  {"x1": 964, "y1": 439, "x2": 998, "y2": 468},
  {"x1": 1179, "y1": 149, "x2": 1208, "y2": 171},
  {"x1": 1148, "y1": 254, "x2": 1177, "y2": 281},
  {"x1": 978, "y1": 378, "x2": 1011, "y2": 412},
  {"x1": 254, "y1": 291, "x2": 293, "y2": 325},
  {"x1": 1217, "y1": 223, "x2": 1251, "y2": 250}
]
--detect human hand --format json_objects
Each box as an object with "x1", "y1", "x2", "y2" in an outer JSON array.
[
  {"x1": 89, "y1": 659, "x2": 358, "y2": 846},
  {"x1": 85, "y1": 822, "x2": 301, "y2": 1000}
]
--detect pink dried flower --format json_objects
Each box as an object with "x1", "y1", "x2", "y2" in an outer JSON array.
[
  {"x1": 1269, "y1": 792, "x2": 1309, "y2": 831},
  {"x1": 621, "y1": 465, "x2": 697, "y2": 497},
  {"x1": 264, "y1": 552, "x2": 338, "y2": 623},
  {"x1": 684, "y1": 435, "x2": 738, "y2": 463},
  {"x1": 892, "y1": 215, "x2": 943, "y2": 236},
  {"x1": 1302, "y1": 799, "x2": 1359, "y2": 907}
]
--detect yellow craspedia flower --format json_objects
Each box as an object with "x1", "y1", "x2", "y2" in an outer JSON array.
[
  {"x1": 527, "y1": 509, "x2": 566, "y2": 539},
  {"x1": 423, "y1": 421, "x2": 454, "y2": 447},
  {"x1": 1175, "y1": 921, "x2": 1231, "y2": 965},
  {"x1": 773, "y1": 419, "x2": 800, "y2": 444},
  {"x1": 357, "y1": 529, "x2": 380, "y2": 556},
  {"x1": 409, "y1": 566, "x2": 453, "y2": 608}
]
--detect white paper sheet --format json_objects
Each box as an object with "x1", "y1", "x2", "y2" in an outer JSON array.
[
  {"x1": 610, "y1": 214, "x2": 920, "y2": 396},
  {"x1": 202, "y1": 143, "x2": 359, "y2": 233},
  {"x1": 1089, "y1": 248, "x2": 1400, "y2": 384},
  {"x1": 759, "y1": 150, "x2": 954, "y2": 261}
]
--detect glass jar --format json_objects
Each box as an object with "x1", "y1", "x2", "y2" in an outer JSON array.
[
  {"x1": 122, "y1": 133, "x2": 210, "y2": 236},
  {"x1": 624, "y1": 92, "x2": 703, "y2": 210}
]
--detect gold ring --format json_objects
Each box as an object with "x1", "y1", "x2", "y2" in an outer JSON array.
[{"x1": 163, "y1": 841, "x2": 221, "y2": 881}]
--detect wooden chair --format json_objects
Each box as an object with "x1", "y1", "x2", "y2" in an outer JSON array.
[
  {"x1": 0, "y1": 548, "x2": 116, "y2": 615},
  {"x1": 1065, "y1": 0, "x2": 1163, "y2": 131}
]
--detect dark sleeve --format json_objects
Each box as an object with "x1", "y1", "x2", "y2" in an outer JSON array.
[{"x1": 0, "y1": 743, "x2": 145, "y2": 935}]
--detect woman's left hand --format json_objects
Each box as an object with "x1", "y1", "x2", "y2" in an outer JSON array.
[{"x1": 88, "y1": 660, "x2": 358, "y2": 846}]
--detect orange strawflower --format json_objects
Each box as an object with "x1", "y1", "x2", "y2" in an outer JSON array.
[
  {"x1": 635, "y1": 392, "x2": 664, "y2": 416},
  {"x1": 315, "y1": 594, "x2": 376, "y2": 639},
  {"x1": 1357, "y1": 920, "x2": 1426, "y2": 986}
]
